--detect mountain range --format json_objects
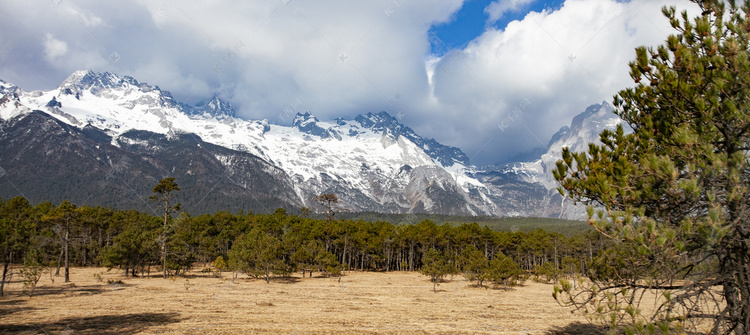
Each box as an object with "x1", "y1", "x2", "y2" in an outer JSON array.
[
  {"x1": 475, "y1": 102, "x2": 622, "y2": 219},
  {"x1": 0, "y1": 70, "x2": 621, "y2": 218}
]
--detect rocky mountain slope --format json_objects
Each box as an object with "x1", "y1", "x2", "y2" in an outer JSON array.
[
  {"x1": 0, "y1": 70, "x2": 623, "y2": 218},
  {"x1": 0, "y1": 70, "x2": 497, "y2": 216},
  {"x1": 475, "y1": 102, "x2": 623, "y2": 219}
]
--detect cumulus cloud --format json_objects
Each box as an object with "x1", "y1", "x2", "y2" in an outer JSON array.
[
  {"x1": 0, "y1": 0, "x2": 698, "y2": 165},
  {"x1": 422, "y1": 0, "x2": 697, "y2": 164}
]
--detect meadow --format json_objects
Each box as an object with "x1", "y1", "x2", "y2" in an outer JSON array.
[{"x1": 0, "y1": 267, "x2": 604, "y2": 334}]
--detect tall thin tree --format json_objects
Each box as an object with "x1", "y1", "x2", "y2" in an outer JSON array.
[
  {"x1": 150, "y1": 178, "x2": 180, "y2": 279},
  {"x1": 44, "y1": 200, "x2": 76, "y2": 283},
  {"x1": 315, "y1": 193, "x2": 338, "y2": 222}
]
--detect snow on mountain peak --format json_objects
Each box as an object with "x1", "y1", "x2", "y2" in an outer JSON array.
[
  {"x1": 506, "y1": 101, "x2": 622, "y2": 190},
  {"x1": 60, "y1": 70, "x2": 147, "y2": 93},
  {"x1": 1, "y1": 70, "x2": 500, "y2": 215},
  {"x1": 1, "y1": 69, "x2": 642, "y2": 219},
  {"x1": 355, "y1": 111, "x2": 400, "y2": 131},
  {"x1": 0, "y1": 79, "x2": 18, "y2": 93},
  {"x1": 571, "y1": 100, "x2": 614, "y2": 131},
  {"x1": 60, "y1": 70, "x2": 95, "y2": 87},
  {"x1": 187, "y1": 95, "x2": 236, "y2": 119},
  {"x1": 292, "y1": 111, "x2": 319, "y2": 127},
  {"x1": 290, "y1": 111, "x2": 343, "y2": 140},
  {"x1": 0, "y1": 80, "x2": 26, "y2": 120},
  {"x1": 353, "y1": 111, "x2": 470, "y2": 167}
]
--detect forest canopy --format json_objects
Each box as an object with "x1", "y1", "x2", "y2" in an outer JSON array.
[{"x1": 0, "y1": 195, "x2": 605, "y2": 296}]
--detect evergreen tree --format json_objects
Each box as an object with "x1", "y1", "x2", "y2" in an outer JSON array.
[
  {"x1": 553, "y1": 1, "x2": 750, "y2": 333},
  {"x1": 487, "y1": 253, "x2": 524, "y2": 288},
  {"x1": 101, "y1": 210, "x2": 160, "y2": 277},
  {"x1": 43, "y1": 200, "x2": 77, "y2": 283},
  {"x1": 229, "y1": 227, "x2": 284, "y2": 283},
  {"x1": 150, "y1": 177, "x2": 180, "y2": 279},
  {"x1": 166, "y1": 212, "x2": 197, "y2": 275},
  {"x1": 0, "y1": 197, "x2": 35, "y2": 295},
  {"x1": 460, "y1": 245, "x2": 489, "y2": 287},
  {"x1": 420, "y1": 248, "x2": 454, "y2": 292},
  {"x1": 315, "y1": 193, "x2": 338, "y2": 222}
]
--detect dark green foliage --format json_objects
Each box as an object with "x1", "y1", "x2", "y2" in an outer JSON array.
[
  {"x1": 0, "y1": 197, "x2": 35, "y2": 295},
  {"x1": 167, "y1": 213, "x2": 198, "y2": 275},
  {"x1": 533, "y1": 262, "x2": 561, "y2": 283},
  {"x1": 487, "y1": 253, "x2": 525, "y2": 288},
  {"x1": 559, "y1": 256, "x2": 580, "y2": 278},
  {"x1": 229, "y1": 228, "x2": 286, "y2": 283},
  {"x1": 0, "y1": 196, "x2": 607, "y2": 295},
  {"x1": 292, "y1": 240, "x2": 336, "y2": 278},
  {"x1": 100, "y1": 210, "x2": 160, "y2": 277},
  {"x1": 420, "y1": 248, "x2": 456, "y2": 292},
  {"x1": 461, "y1": 245, "x2": 489, "y2": 286},
  {"x1": 553, "y1": 1, "x2": 750, "y2": 333},
  {"x1": 335, "y1": 212, "x2": 590, "y2": 236},
  {"x1": 151, "y1": 177, "x2": 180, "y2": 279}
]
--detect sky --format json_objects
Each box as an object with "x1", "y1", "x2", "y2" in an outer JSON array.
[{"x1": 0, "y1": 0, "x2": 697, "y2": 166}]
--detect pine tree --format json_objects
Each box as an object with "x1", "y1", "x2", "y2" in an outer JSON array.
[
  {"x1": 553, "y1": 1, "x2": 750, "y2": 333},
  {"x1": 460, "y1": 245, "x2": 489, "y2": 287},
  {"x1": 44, "y1": 200, "x2": 77, "y2": 283},
  {"x1": 315, "y1": 193, "x2": 338, "y2": 222},
  {"x1": 228, "y1": 227, "x2": 283, "y2": 283},
  {"x1": 150, "y1": 177, "x2": 180, "y2": 279},
  {"x1": 0, "y1": 197, "x2": 35, "y2": 295},
  {"x1": 420, "y1": 248, "x2": 454, "y2": 292},
  {"x1": 487, "y1": 253, "x2": 524, "y2": 288}
]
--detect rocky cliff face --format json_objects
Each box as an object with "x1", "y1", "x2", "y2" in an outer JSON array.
[{"x1": 0, "y1": 110, "x2": 302, "y2": 214}]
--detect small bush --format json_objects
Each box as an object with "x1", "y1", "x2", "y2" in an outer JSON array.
[
  {"x1": 93, "y1": 272, "x2": 105, "y2": 282},
  {"x1": 20, "y1": 258, "x2": 44, "y2": 297},
  {"x1": 107, "y1": 279, "x2": 124, "y2": 285},
  {"x1": 487, "y1": 253, "x2": 525, "y2": 288},
  {"x1": 533, "y1": 262, "x2": 561, "y2": 283}
]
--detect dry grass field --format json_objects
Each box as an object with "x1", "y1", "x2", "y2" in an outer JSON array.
[{"x1": 0, "y1": 267, "x2": 605, "y2": 334}]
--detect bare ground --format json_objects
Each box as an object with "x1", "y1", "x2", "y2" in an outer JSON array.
[{"x1": 0, "y1": 267, "x2": 603, "y2": 334}]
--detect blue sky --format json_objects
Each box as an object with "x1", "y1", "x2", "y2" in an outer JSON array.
[{"x1": 429, "y1": 0, "x2": 567, "y2": 56}]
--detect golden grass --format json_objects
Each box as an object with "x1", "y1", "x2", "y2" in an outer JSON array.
[{"x1": 0, "y1": 267, "x2": 601, "y2": 334}]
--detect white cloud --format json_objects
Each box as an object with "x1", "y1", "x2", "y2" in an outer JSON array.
[
  {"x1": 43, "y1": 33, "x2": 68, "y2": 61},
  {"x1": 421, "y1": 0, "x2": 697, "y2": 164},
  {"x1": 67, "y1": 8, "x2": 104, "y2": 27},
  {"x1": 0, "y1": 0, "x2": 699, "y2": 165}
]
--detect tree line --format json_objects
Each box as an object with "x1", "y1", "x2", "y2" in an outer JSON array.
[{"x1": 0, "y1": 193, "x2": 608, "y2": 295}]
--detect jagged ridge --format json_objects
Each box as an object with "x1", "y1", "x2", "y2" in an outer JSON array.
[
  {"x1": 0, "y1": 70, "x2": 497, "y2": 216},
  {"x1": 0, "y1": 70, "x2": 624, "y2": 219}
]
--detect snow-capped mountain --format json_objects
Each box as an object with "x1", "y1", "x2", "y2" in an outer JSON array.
[
  {"x1": 0, "y1": 70, "x2": 497, "y2": 216},
  {"x1": 188, "y1": 95, "x2": 236, "y2": 119},
  {"x1": 0, "y1": 70, "x2": 625, "y2": 219},
  {"x1": 279, "y1": 110, "x2": 492, "y2": 214},
  {"x1": 505, "y1": 101, "x2": 621, "y2": 190},
  {"x1": 476, "y1": 102, "x2": 623, "y2": 219}
]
